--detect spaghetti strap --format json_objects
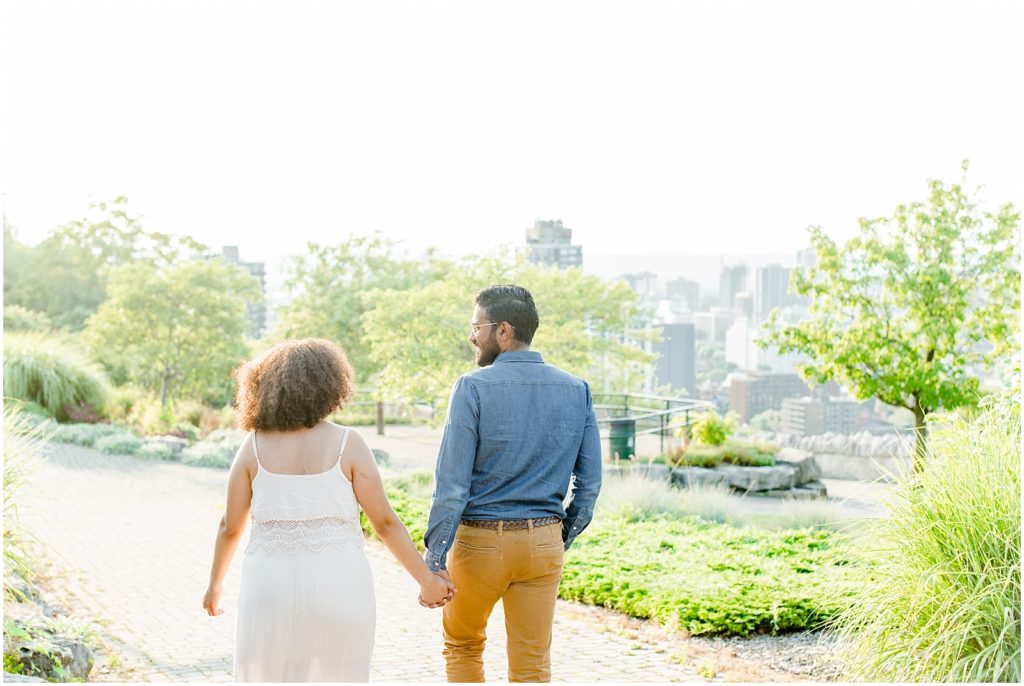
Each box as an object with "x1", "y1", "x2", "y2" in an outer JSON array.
[
  {"x1": 252, "y1": 431, "x2": 262, "y2": 468},
  {"x1": 336, "y1": 427, "x2": 351, "y2": 468}
]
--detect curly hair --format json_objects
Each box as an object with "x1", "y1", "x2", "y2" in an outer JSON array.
[{"x1": 233, "y1": 338, "x2": 356, "y2": 432}]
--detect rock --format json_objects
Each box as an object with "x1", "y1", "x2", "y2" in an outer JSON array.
[
  {"x1": 775, "y1": 449, "x2": 822, "y2": 485},
  {"x1": 670, "y1": 467, "x2": 730, "y2": 488},
  {"x1": 794, "y1": 480, "x2": 828, "y2": 498},
  {"x1": 14, "y1": 637, "x2": 93, "y2": 681},
  {"x1": 603, "y1": 464, "x2": 627, "y2": 479},
  {"x1": 629, "y1": 463, "x2": 671, "y2": 481},
  {"x1": 722, "y1": 465, "x2": 796, "y2": 492}
]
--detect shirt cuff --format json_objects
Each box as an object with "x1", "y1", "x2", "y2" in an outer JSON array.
[{"x1": 424, "y1": 549, "x2": 446, "y2": 572}]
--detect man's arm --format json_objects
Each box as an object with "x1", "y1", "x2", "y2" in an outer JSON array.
[
  {"x1": 423, "y1": 375, "x2": 479, "y2": 572},
  {"x1": 563, "y1": 381, "x2": 602, "y2": 550}
]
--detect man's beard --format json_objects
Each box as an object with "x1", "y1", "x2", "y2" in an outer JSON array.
[{"x1": 475, "y1": 338, "x2": 500, "y2": 367}]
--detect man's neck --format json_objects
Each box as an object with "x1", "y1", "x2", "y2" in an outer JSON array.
[{"x1": 500, "y1": 342, "x2": 531, "y2": 354}]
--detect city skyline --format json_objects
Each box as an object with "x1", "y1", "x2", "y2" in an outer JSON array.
[{"x1": 3, "y1": 1, "x2": 1021, "y2": 260}]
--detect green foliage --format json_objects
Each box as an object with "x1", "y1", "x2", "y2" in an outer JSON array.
[
  {"x1": 830, "y1": 399, "x2": 1020, "y2": 682},
  {"x1": 84, "y1": 259, "x2": 261, "y2": 406},
  {"x1": 3, "y1": 198, "x2": 207, "y2": 330},
  {"x1": 363, "y1": 250, "x2": 655, "y2": 416},
  {"x1": 4, "y1": 405, "x2": 48, "y2": 599},
  {"x1": 748, "y1": 409, "x2": 781, "y2": 432},
  {"x1": 762, "y1": 166, "x2": 1020, "y2": 465},
  {"x1": 675, "y1": 440, "x2": 775, "y2": 468},
  {"x1": 94, "y1": 432, "x2": 144, "y2": 455},
  {"x1": 180, "y1": 430, "x2": 247, "y2": 469},
  {"x1": 688, "y1": 410, "x2": 736, "y2": 446},
  {"x1": 274, "y1": 234, "x2": 444, "y2": 383},
  {"x1": 3, "y1": 333, "x2": 111, "y2": 420},
  {"x1": 137, "y1": 442, "x2": 177, "y2": 461},
  {"x1": 561, "y1": 516, "x2": 853, "y2": 636},
  {"x1": 50, "y1": 422, "x2": 127, "y2": 448},
  {"x1": 3, "y1": 305, "x2": 53, "y2": 333}
]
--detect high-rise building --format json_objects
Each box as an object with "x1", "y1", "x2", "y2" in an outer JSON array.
[
  {"x1": 621, "y1": 272, "x2": 659, "y2": 300},
  {"x1": 693, "y1": 308, "x2": 736, "y2": 345},
  {"x1": 719, "y1": 263, "x2": 748, "y2": 308},
  {"x1": 525, "y1": 219, "x2": 582, "y2": 269},
  {"x1": 210, "y1": 246, "x2": 266, "y2": 338},
  {"x1": 754, "y1": 264, "x2": 792, "y2": 318},
  {"x1": 781, "y1": 396, "x2": 859, "y2": 436},
  {"x1": 665, "y1": 277, "x2": 700, "y2": 312},
  {"x1": 728, "y1": 372, "x2": 809, "y2": 423},
  {"x1": 796, "y1": 247, "x2": 817, "y2": 268},
  {"x1": 653, "y1": 323, "x2": 696, "y2": 396}
]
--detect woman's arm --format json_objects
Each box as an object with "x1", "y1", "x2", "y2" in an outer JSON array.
[
  {"x1": 203, "y1": 440, "x2": 254, "y2": 616},
  {"x1": 346, "y1": 429, "x2": 455, "y2": 606}
]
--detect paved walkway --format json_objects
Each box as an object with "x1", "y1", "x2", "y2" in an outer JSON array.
[{"x1": 18, "y1": 442, "x2": 704, "y2": 682}]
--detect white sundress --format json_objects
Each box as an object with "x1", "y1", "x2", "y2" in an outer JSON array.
[{"x1": 235, "y1": 428, "x2": 375, "y2": 682}]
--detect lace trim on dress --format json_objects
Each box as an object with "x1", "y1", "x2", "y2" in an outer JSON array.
[{"x1": 246, "y1": 515, "x2": 364, "y2": 556}]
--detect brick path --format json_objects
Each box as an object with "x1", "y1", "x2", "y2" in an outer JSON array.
[{"x1": 18, "y1": 443, "x2": 702, "y2": 682}]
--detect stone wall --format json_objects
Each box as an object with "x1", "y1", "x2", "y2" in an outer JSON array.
[{"x1": 749, "y1": 430, "x2": 913, "y2": 482}]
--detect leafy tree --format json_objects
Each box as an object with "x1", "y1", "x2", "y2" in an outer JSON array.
[
  {"x1": 84, "y1": 260, "x2": 261, "y2": 406},
  {"x1": 273, "y1": 234, "x2": 444, "y2": 383},
  {"x1": 762, "y1": 165, "x2": 1020, "y2": 468},
  {"x1": 362, "y1": 252, "x2": 654, "y2": 416},
  {"x1": 4, "y1": 198, "x2": 206, "y2": 329}
]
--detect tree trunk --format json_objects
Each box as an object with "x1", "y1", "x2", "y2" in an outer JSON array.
[
  {"x1": 376, "y1": 400, "x2": 385, "y2": 436},
  {"x1": 911, "y1": 403, "x2": 928, "y2": 472},
  {"x1": 160, "y1": 375, "x2": 169, "y2": 407}
]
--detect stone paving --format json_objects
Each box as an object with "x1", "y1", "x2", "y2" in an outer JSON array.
[{"x1": 17, "y1": 441, "x2": 705, "y2": 682}]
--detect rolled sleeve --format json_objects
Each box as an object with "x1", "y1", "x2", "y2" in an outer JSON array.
[
  {"x1": 423, "y1": 375, "x2": 479, "y2": 571},
  {"x1": 563, "y1": 381, "x2": 602, "y2": 550}
]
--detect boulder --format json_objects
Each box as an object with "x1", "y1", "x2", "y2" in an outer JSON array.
[
  {"x1": 670, "y1": 467, "x2": 730, "y2": 489},
  {"x1": 629, "y1": 463, "x2": 671, "y2": 481},
  {"x1": 775, "y1": 448, "x2": 823, "y2": 485},
  {"x1": 3, "y1": 673, "x2": 45, "y2": 683},
  {"x1": 371, "y1": 448, "x2": 390, "y2": 467},
  {"x1": 14, "y1": 637, "x2": 93, "y2": 681},
  {"x1": 603, "y1": 464, "x2": 627, "y2": 479},
  {"x1": 721, "y1": 465, "x2": 797, "y2": 492}
]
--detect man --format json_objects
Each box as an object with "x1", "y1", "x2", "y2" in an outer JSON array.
[{"x1": 423, "y1": 284, "x2": 603, "y2": 683}]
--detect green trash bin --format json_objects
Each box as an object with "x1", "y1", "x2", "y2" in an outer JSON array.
[{"x1": 608, "y1": 418, "x2": 636, "y2": 460}]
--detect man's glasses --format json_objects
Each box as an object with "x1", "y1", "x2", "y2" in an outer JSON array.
[{"x1": 470, "y1": 322, "x2": 501, "y2": 335}]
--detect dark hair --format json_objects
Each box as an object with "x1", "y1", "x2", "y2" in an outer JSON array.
[
  {"x1": 233, "y1": 338, "x2": 356, "y2": 432},
  {"x1": 474, "y1": 284, "x2": 539, "y2": 345}
]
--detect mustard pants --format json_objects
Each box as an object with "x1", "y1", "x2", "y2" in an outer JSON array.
[{"x1": 442, "y1": 521, "x2": 565, "y2": 683}]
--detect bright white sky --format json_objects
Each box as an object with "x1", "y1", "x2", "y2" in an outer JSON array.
[{"x1": 2, "y1": 0, "x2": 1021, "y2": 263}]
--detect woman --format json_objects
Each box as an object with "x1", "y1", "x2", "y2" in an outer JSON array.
[{"x1": 202, "y1": 338, "x2": 454, "y2": 682}]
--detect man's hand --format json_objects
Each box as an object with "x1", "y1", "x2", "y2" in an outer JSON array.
[{"x1": 418, "y1": 570, "x2": 457, "y2": 609}]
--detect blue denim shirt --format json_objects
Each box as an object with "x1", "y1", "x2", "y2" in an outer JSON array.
[{"x1": 423, "y1": 350, "x2": 602, "y2": 572}]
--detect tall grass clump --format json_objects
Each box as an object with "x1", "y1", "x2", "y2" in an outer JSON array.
[
  {"x1": 830, "y1": 400, "x2": 1020, "y2": 682},
  {"x1": 3, "y1": 333, "x2": 110, "y2": 420},
  {"x1": 3, "y1": 404, "x2": 48, "y2": 599}
]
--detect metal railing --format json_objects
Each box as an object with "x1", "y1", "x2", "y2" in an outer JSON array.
[{"x1": 593, "y1": 392, "x2": 711, "y2": 454}]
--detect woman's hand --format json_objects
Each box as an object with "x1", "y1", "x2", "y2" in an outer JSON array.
[
  {"x1": 418, "y1": 571, "x2": 456, "y2": 609},
  {"x1": 203, "y1": 584, "x2": 224, "y2": 616}
]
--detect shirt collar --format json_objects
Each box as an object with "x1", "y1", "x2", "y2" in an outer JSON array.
[{"x1": 493, "y1": 350, "x2": 544, "y2": 364}]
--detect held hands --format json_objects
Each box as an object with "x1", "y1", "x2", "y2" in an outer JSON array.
[
  {"x1": 202, "y1": 584, "x2": 224, "y2": 617},
  {"x1": 418, "y1": 570, "x2": 456, "y2": 610}
]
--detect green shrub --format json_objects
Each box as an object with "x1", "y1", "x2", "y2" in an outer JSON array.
[
  {"x1": 182, "y1": 442, "x2": 236, "y2": 469},
  {"x1": 4, "y1": 405, "x2": 47, "y2": 598},
  {"x1": 830, "y1": 401, "x2": 1021, "y2": 682},
  {"x1": 50, "y1": 422, "x2": 125, "y2": 447},
  {"x1": 138, "y1": 442, "x2": 177, "y2": 461},
  {"x1": 688, "y1": 410, "x2": 736, "y2": 446},
  {"x1": 672, "y1": 440, "x2": 775, "y2": 468},
  {"x1": 560, "y1": 515, "x2": 854, "y2": 636},
  {"x1": 3, "y1": 333, "x2": 110, "y2": 420},
  {"x1": 3, "y1": 306, "x2": 53, "y2": 333},
  {"x1": 94, "y1": 432, "x2": 144, "y2": 455},
  {"x1": 104, "y1": 385, "x2": 147, "y2": 423}
]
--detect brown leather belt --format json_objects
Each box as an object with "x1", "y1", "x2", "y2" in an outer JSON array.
[{"x1": 460, "y1": 516, "x2": 561, "y2": 530}]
